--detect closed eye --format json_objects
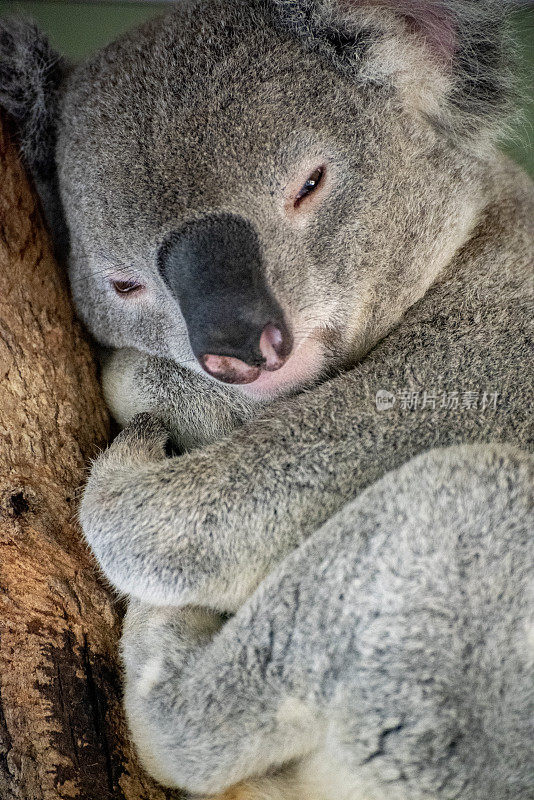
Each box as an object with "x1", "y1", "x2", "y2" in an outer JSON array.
[{"x1": 111, "y1": 278, "x2": 144, "y2": 295}]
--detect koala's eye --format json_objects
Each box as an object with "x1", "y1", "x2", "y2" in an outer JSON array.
[
  {"x1": 111, "y1": 279, "x2": 144, "y2": 295},
  {"x1": 294, "y1": 167, "x2": 325, "y2": 208}
]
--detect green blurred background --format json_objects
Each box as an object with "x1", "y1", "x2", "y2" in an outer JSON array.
[{"x1": 0, "y1": 1, "x2": 532, "y2": 175}]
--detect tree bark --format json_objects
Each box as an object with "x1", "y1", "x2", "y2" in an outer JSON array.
[{"x1": 0, "y1": 113, "x2": 175, "y2": 800}]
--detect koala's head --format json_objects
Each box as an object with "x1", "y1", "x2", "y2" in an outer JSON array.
[{"x1": 1, "y1": 1, "x2": 512, "y2": 400}]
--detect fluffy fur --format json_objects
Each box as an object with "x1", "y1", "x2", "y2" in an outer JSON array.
[
  {"x1": 0, "y1": 16, "x2": 64, "y2": 174},
  {"x1": 0, "y1": 17, "x2": 68, "y2": 249},
  {"x1": 1, "y1": 2, "x2": 533, "y2": 798}
]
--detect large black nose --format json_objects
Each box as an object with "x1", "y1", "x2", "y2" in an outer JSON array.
[{"x1": 158, "y1": 213, "x2": 292, "y2": 383}]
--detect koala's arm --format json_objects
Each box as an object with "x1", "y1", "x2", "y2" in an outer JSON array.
[{"x1": 80, "y1": 249, "x2": 532, "y2": 611}]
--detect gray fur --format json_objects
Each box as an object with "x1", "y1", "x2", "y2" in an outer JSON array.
[{"x1": 2, "y1": 2, "x2": 533, "y2": 798}]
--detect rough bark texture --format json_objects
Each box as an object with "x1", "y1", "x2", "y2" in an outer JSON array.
[{"x1": 0, "y1": 113, "x2": 175, "y2": 800}]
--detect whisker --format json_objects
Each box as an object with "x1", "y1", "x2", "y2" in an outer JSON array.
[{"x1": 68, "y1": 264, "x2": 142, "y2": 289}]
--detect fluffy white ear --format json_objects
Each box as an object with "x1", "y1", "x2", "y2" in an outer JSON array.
[{"x1": 272, "y1": 0, "x2": 513, "y2": 141}]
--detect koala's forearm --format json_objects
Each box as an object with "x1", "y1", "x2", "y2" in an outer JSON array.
[{"x1": 80, "y1": 279, "x2": 531, "y2": 611}]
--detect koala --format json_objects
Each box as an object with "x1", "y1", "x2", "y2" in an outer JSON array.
[{"x1": 1, "y1": 2, "x2": 533, "y2": 799}]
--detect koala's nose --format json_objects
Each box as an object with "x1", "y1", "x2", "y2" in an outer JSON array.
[
  {"x1": 201, "y1": 323, "x2": 289, "y2": 384},
  {"x1": 158, "y1": 213, "x2": 293, "y2": 384}
]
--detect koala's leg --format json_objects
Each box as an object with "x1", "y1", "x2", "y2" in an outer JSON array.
[{"x1": 120, "y1": 444, "x2": 533, "y2": 800}]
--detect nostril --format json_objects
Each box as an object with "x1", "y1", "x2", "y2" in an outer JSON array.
[
  {"x1": 263, "y1": 323, "x2": 284, "y2": 354},
  {"x1": 259, "y1": 323, "x2": 291, "y2": 371},
  {"x1": 201, "y1": 354, "x2": 261, "y2": 385}
]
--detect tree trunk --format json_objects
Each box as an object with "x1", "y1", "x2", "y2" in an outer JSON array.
[{"x1": 0, "y1": 113, "x2": 175, "y2": 800}]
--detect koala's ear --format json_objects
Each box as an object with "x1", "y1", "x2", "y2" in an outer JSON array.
[
  {"x1": 272, "y1": 1, "x2": 513, "y2": 142},
  {"x1": 0, "y1": 18, "x2": 66, "y2": 176},
  {"x1": 0, "y1": 18, "x2": 69, "y2": 252}
]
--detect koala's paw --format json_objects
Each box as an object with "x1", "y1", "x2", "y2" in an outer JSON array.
[
  {"x1": 80, "y1": 413, "x2": 174, "y2": 592},
  {"x1": 121, "y1": 601, "x2": 225, "y2": 678},
  {"x1": 101, "y1": 348, "x2": 258, "y2": 451},
  {"x1": 120, "y1": 602, "x2": 228, "y2": 789},
  {"x1": 80, "y1": 411, "x2": 252, "y2": 608},
  {"x1": 95, "y1": 412, "x2": 171, "y2": 468},
  {"x1": 0, "y1": 18, "x2": 64, "y2": 171}
]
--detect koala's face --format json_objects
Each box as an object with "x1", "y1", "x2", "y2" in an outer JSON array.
[{"x1": 58, "y1": 0, "x2": 488, "y2": 400}]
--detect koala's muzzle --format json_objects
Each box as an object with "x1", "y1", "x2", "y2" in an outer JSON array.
[{"x1": 159, "y1": 214, "x2": 292, "y2": 384}]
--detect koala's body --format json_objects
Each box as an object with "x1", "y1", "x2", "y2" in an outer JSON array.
[{"x1": 1, "y1": 2, "x2": 533, "y2": 798}]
